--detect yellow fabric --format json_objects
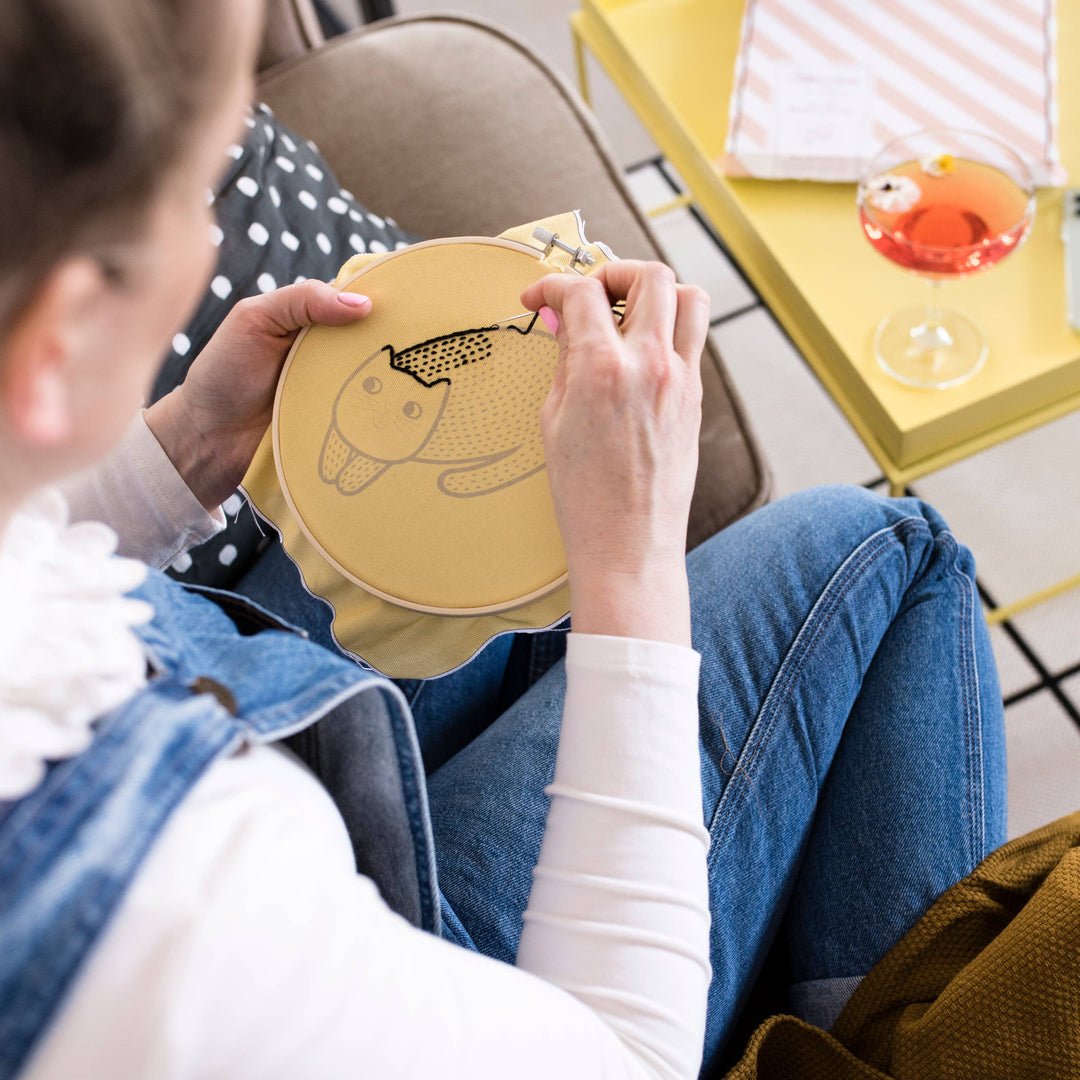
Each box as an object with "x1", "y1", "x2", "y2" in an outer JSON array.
[
  {"x1": 242, "y1": 212, "x2": 615, "y2": 678},
  {"x1": 723, "y1": 810, "x2": 1080, "y2": 1080}
]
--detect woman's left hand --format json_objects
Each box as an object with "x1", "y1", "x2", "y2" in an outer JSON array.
[{"x1": 145, "y1": 281, "x2": 372, "y2": 511}]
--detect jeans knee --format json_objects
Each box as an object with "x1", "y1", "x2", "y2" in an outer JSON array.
[
  {"x1": 764, "y1": 484, "x2": 941, "y2": 551},
  {"x1": 776, "y1": 483, "x2": 960, "y2": 543},
  {"x1": 688, "y1": 484, "x2": 970, "y2": 586},
  {"x1": 801, "y1": 486, "x2": 980, "y2": 601}
]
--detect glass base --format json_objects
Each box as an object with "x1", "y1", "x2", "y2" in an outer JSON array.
[{"x1": 874, "y1": 306, "x2": 987, "y2": 389}]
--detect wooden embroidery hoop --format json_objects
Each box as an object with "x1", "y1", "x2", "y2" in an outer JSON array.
[{"x1": 271, "y1": 236, "x2": 568, "y2": 617}]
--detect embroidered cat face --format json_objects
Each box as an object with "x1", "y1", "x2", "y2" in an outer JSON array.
[{"x1": 332, "y1": 347, "x2": 449, "y2": 462}]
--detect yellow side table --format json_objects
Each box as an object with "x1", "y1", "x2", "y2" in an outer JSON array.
[{"x1": 571, "y1": 0, "x2": 1080, "y2": 624}]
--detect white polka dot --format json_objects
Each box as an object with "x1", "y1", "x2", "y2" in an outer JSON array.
[
  {"x1": 208, "y1": 224, "x2": 224, "y2": 247},
  {"x1": 247, "y1": 221, "x2": 269, "y2": 245},
  {"x1": 368, "y1": 239, "x2": 388, "y2": 254},
  {"x1": 243, "y1": 114, "x2": 256, "y2": 129},
  {"x1": 211, "y1": 275, "x2": 233, "y2": 300},
  {"x1": 348, "y1": 234, "x2": 366, "y2": 253},
  {"x1": 339, "y1": 188, "x2": 354, "y2": 201},
  {"x1": 304, "y1": 163, "x2": 324, "y2": 182},
  {"x1": 222, "y1": 493, "x2": 244, "y2": 516},
  {"x1": 257, "y1": 102, "x2": 274, "y2": 116},
  {"x1": 218, "y1": 544, "x2": 239, "y2": 567},
  {"x1": 366, "y1": 212, "x2": 385, "y2": 229},
  {"x1": 236, "y1": 176, "x2": 259, "y2": 198},
  {"x1": 263, "y1": 124, "x2": 274, "y2": 141},
  {"x1": 170, "y1": 551, "x2": 193, "y2": 573},
  {"x1": 268, "y1": 185, "x2": 281, "y2": 208},
  {"x1": 307, "y1": 139, "x2": 320, "y2": 153},
  {"x1": 257, "y1": 272, "x2": 277, "y2": 294},
  {"x1": 281, "y1": 230, "x2": 300, "y2": 251},
  {"x1": 297, "y1": 190, "x2": 318, "y2": 210},
  {"x1": 280, "y1": 133, "x2": 297, "y2": 153},
  {"x1": 172, "y1": 332, "x2": 191, "y2": 356},
  {"x1": 225, "y1": 143, "x2": 244, "y2": 160},
  {"x1": 348, "y1": 209, "x2": 363, "y2": 223},
  {"x1": 386, "y1": 216, "x2": 398, "y2": 228},
  {"x1": 204, "y1": 188, "x2": 215, "y2": 206},
  {"x1": 394, "y1": 240, "x2": 410, "y2": 250},
  {"x1": 293, "y1": 275, "x2": 308, "y2": 285},
  {"x1": 316, "y1": 232, "x2": 332, "y2": 255},
  {"x1": 327, "y1": 196, "x2": 348, "y2": 215},
  {"x1": 274, "y1": 156, "x2": 296, "y2": 173}
]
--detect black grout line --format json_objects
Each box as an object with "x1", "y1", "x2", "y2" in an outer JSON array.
[
  {"x1": 1054, "y1": 657, "x2": 1080, "y2": 683},
  {"x1": 654, "y1": 160, "x2": 765, "y2": 303},
  {"x1": 654, "y1": 158, "x2": 684, "y2": 192},
  {"x1": 1004, "y1": 682, "x2": 1049, "y2": 708},
  {"x1": 624, "y1": 153, "x2": 666, "y2": 176},
  {"x1": 1055, "y1": 686, "x2": 1080, "y2": 727},
  {"x1": 976, "y1": 579, "x2": 1080, "y2": 734},
  {"x1": 709, "y1": 301, "x2": 761, "y2": 328}
]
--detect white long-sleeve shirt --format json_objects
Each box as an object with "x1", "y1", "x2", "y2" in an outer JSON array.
[{"x1": 22, "y1": 415, "x2": 711, "y2": 1080}]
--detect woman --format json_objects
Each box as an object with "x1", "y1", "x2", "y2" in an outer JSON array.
[{"x1": 0, "y1": 1, "x2": 1005, "y2": 1077}]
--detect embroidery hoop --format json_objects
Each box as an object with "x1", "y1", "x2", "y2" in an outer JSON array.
[{"x1": 271, "y1": 236, "x2": 567, "y2": 617}]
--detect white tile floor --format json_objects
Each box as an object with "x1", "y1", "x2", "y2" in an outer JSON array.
[{"x1": 350, "y1": 0, "x2": 1079, "y2": 831}]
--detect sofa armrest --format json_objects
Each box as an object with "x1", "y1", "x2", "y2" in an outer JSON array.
[
  {"x1": 259, "y1": 0, "x2": 324, "y2": 72},
  {"x1": 256, "y1": 14, "x2": 769, "y2": 546}
]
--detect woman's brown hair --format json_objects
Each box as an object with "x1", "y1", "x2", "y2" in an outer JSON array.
[{"x1": 0, "y1": 0, "x2": 238, "y2": 328}]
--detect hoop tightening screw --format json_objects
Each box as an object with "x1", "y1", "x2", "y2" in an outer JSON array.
[{"x1": 532, "y1": 226, "x2": 596, "y2": 268}]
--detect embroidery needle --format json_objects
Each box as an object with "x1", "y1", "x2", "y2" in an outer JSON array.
[{"x1": 491, "y1": 302, "x2": 626, "y2": 328}]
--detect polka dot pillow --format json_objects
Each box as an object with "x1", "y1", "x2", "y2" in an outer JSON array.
[{"x1": 154, "y1": 103, "x2": 421, "y2": 589}]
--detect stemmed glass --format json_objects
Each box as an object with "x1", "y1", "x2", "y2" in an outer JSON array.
[{"x1": 857, "y1": 129, "x2": 1035, "y2": 389}]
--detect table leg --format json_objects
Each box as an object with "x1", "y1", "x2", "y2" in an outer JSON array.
[
  {"x1": 573, "y1": 25, "x2": 592, "y2": 109},
  {"x1": 646, "y1": 191, "x2": 695, "y2": 218},
  {"x1": 984, "y1": 572, "x2": 1080, "y2": 625}
]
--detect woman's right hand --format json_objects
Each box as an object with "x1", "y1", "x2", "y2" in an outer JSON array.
[{"x1": 520, "y1": 261, "x2": 709, "y2": 647}]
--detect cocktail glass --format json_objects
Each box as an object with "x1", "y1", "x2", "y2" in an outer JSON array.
[{"x1": 857, "y1": 129, "x2": 1035, "y2": 389}]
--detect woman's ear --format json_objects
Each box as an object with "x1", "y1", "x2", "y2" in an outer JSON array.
[{"x1": 0, "y1": 257, "x2": 105, "y2": 446}]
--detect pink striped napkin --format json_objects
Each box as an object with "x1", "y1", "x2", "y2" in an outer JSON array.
[{"x1": 721, "y1": 0, "x2": 1064, "y2": 186}]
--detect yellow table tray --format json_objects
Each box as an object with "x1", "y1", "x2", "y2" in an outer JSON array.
[{"x1": 572, "y1": 0, "x2": 1080, "y2": 487}]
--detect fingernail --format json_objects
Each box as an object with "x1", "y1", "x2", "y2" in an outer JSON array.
[
  {"x1": 538, "y1": 305, "x2": 560, "y2": 335},
  {"x1": 337, "y1": 292, "x2": 370, "y2": 308}
]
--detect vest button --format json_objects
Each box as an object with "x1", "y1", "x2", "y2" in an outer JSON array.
[{"x1": 189, "y1": 676, "x2": 238, "y2": 716}]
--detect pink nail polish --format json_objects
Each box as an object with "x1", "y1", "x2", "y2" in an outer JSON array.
[
  {"x1": 337, "y1": 292, "x2": 370, "y2": 308},
  {"x1": 538, "y1": 305, "x2": 560, "y2": 335}
]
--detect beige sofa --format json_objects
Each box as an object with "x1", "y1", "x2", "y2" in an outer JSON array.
[{"x1": 257, "y1": 1, "x2": 770, "y2": 549}]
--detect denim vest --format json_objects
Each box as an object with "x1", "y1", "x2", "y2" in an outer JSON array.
[{"x1": 0, "y1": 569, "x2": 438, "y2": 1080}]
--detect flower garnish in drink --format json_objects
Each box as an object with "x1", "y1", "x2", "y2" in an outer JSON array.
[{"x1": 860, "y1": 155, "x2": 1031, "y2": 277}]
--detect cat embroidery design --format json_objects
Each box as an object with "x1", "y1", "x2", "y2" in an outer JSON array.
[{"x1": 318, "y1": 315, "x2": 558, "y2": 498}]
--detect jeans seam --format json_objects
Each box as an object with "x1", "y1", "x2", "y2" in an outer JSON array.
[
  {"x1": 945, "y1": 531, "x2": 986, "y2": 867},
  {"x1": 382, "y1": 699, "x2": 439, "y2": 934},
  {"x1": 705, "y1": 519, "x2": 928, "y2": 868}
]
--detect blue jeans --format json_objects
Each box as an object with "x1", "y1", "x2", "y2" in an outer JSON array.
[{"x1": 238, "y1": 485, "x2": 1007, "y2": 1071}]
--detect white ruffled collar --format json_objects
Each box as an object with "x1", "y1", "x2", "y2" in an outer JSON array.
[{"x1": 0, "y1": 489, "x2": 152, "y2": 801}]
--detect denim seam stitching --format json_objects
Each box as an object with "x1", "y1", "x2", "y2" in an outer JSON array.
[
  {"x1": 946, "y1": 531, "x2": 985, "y2": 866},
  {"x1": 379, "y1": 687, "x2": 441, "y2": 934},
  {"x1": 706, "y1": 519, "x2": 928, "y2": 867}
]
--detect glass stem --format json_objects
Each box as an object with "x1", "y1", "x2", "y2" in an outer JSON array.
[
  {"x1": 912, "y1": 278, "x2": 953, "y2": 356},
  {"x1": 925, "y1": 278, "x2": 946, "y2": 327}
]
